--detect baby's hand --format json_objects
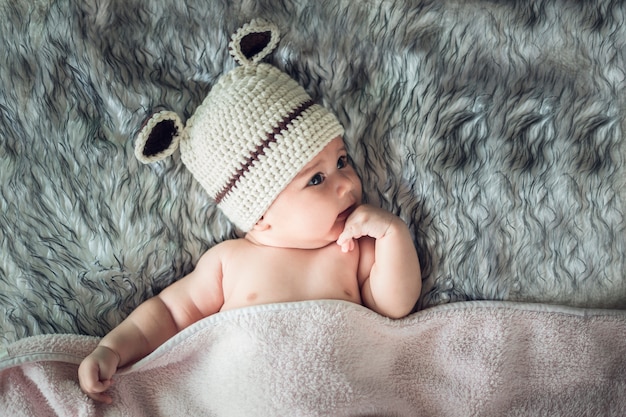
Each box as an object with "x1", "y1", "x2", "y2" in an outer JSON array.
[
  {"x1": 78, "y1": 345, "x2": 121, "y2": 404},
  {"x1": 337, "y1": 204, "x2": 396, "y2": 252}
]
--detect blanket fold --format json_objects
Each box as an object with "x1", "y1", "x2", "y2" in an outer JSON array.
[{"x1": 1, "y1": 300, "x2": 625, "y2": 416}]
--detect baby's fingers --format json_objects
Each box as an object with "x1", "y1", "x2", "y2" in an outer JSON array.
[
  {"x1": 87, "y1": 385, "x2": 114, "y2": 404},
  {"x1": 79, "y1": 355, "x2": 116, "y2": 403},
  {"x1": 338, "y1": 236, "x2": 356, "y2": 253},
  {"x1": 82, "y1": 377, "x2": 114, "y2": 404},
  {"x1": 337, "y1": 221, "x2": 362, "y2": 252},
  {"x1": 343, "y1": 204, "x2": 395, "y2": 241}
]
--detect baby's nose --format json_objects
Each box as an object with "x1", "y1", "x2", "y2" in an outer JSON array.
[{"x1": 336, "y1": 172, "x2": 355, "y2": 195}]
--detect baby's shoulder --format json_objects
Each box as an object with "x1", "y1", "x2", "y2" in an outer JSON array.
[
  {"x1": 201, "y1": 238, "x2": 249, "y2": 260},
  {"x1": 192, "y1": 239, "x2": 249, "y2": 276},
  {"x1": 214, "y1": 237, "x2": 249, "y2": 250}
]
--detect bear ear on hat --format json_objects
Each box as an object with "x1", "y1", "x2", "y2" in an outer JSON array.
[
  {"x1": 134, "y1": 110, "x2": 184, "y2": 164},
  {"x1": 229, "y1": 19, "x2": 280, "y2": 66}
]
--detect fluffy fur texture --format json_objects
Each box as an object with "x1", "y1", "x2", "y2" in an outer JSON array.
[{"x1": 1, "y1": 0, "x2": 625, "y2": 344}]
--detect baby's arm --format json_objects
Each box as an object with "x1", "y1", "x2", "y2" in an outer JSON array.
[
  {"x1": 337, "y1": 204, "x2": 421, "y2": 319},
  {"x1": 78, "y1": 248, "x2": 224, "y2": 403}
]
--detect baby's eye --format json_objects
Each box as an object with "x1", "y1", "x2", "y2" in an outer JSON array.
[
  {"x1": 337, "y1": 155, "x2": 348, "y2": 169},
  {"x1": 308, "y1": 173, "x2": 325, "y2": 186}
]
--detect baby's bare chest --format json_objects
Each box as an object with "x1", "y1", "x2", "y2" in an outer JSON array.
[{"x1": 220, "y1": 244, "x2": 361, "y2": 310}]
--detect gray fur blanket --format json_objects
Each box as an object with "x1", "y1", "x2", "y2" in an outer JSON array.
[{"x1": 1, "y1": 0, "x2": 625, "y2": 345}]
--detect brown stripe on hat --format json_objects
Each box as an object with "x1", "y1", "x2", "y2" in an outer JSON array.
[{"x1": 214, "y1": 99, "x2": 315, "y2": 204}]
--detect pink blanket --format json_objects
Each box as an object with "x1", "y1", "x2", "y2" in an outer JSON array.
[{"x1": 1, "y1": 300, "x2": 626, "y2": 416}]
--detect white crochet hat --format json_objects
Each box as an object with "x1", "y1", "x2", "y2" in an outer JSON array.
[{"x1": 134, "y1": 19, "x2": 344, "y2": 231}]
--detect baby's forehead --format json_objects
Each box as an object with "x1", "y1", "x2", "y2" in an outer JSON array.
[
  {"x1": 299, "y1": 136, "x2": 346, "y2": 167},
  {"x1": 314, "y1": 136, "x2": 346, "y2": 158}
]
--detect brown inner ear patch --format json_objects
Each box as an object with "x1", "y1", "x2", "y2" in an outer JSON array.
[
  {"x1": 239, "y1": 31, "x2": 272, "y2": 60},
  {"x1": 143, "y1": 120, "x2": 178, "y2": 157}
]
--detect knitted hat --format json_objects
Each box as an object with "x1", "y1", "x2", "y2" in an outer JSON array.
[{"x1": 134, "y1": 19, "x2": 344, "y2": 231}]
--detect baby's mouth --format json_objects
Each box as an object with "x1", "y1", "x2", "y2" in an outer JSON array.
[{"x1": 337, "y1": 204, "x2": 356, "y2": 221}]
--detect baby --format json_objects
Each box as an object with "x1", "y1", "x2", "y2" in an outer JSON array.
[{"x1": 78, "y1": 20, "x2": 421, "y2": 404}]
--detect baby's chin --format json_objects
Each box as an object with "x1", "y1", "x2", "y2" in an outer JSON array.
[
  {"x1": 247, "y1": 221, "x2": 345, "y2": 250},
  {"x1": 287, "y1": 232, "x2": 343, "y2": 250},
  {"x1": 291, "y1": 238, "x2": 341, "y2": 250}
]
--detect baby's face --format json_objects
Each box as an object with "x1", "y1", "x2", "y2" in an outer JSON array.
[{"x1": 254, "y1": 137, "x2": 362, "y2": 249}]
